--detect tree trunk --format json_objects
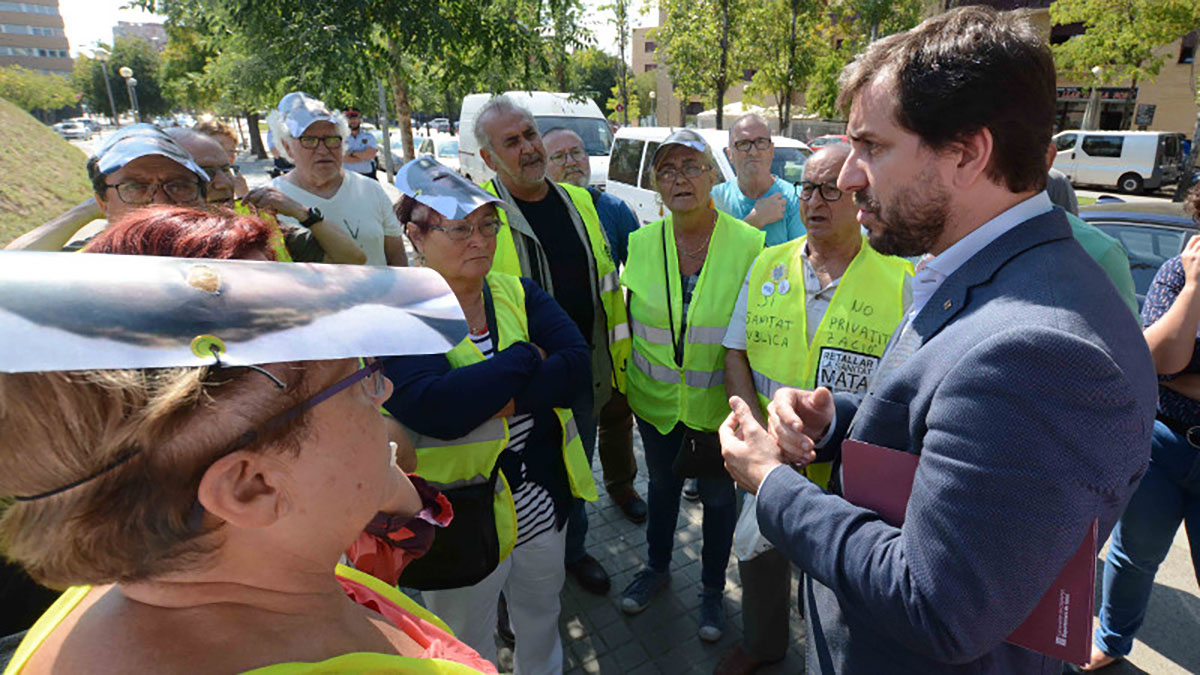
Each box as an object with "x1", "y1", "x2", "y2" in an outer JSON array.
[
  {"x1": 245, "y1": 110, "x2": 266, "y2": 159},
  {"x1": 1173, "y1": 111, "x2": 1200, "y2": 202},
  {"x1": 1125, "y1": 75, "x2": 1138, "y2": 131},
  {"x1": 617, "y1": 0, "x2": 629, "y2": 126},
  {"x1": 387, "y1": 39, "x2": 416, "y2": 163},
  {"x1": 716, "y1": 0, "x2": 731, "y2": 130},
  {"x1": 782, "y1": 0, "x2": 799, "y2": 134}
]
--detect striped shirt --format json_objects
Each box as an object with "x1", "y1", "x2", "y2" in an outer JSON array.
[{"x1": 471, "y1": 331, "x2": 558, "y2": 546}]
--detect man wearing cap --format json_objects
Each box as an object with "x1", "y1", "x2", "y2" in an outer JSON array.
[
  {"x1": 712, "y1": 113, "x2": 804, "y2": 247},
  {"x1": 6, "y1": 124, "x2": 210, "y2": 251},
  {"x1": 475, "y1": 95, "x2": 631, "y2": 595},
  {"x1": 342, "y1": 107, "x2": 379, "y2": 181},
  {"x1": 167, "y1": 127, "x2": 366, "y2": 265},
  {"x1": 542, "y1": 126, "x2": 646, "y2": 525},
  {"x1": 268, "y1": 92, "x2": 407, "y2": 267}
]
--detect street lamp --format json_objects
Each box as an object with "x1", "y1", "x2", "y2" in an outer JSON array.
[
  {"x1": 119, "y1": 66, "x2": 140, "y2": 123},
  {"x1": 1082, "y1": 65, "x2": 1103, "y2": 131},
  {"x1": 649, "y1": 89, "x2": 657, "y2": 127},
  {"x1": 93, "y1": 48, "x2": 119, "y2": 129}
]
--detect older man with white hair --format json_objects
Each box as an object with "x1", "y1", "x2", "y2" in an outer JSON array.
[
  {"x1": 712, "y1": 113, "x2": 804, "y2": 246},
  {"x1": 268, "y1": 92, "x2": 407, "y2": 266},
  {"x1": 476, "y1": 95, "x2": 632, "y2": 597}
]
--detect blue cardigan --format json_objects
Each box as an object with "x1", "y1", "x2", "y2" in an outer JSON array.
[{"x1": 383, "y1": 277, "x2": 592, "y2": 522}]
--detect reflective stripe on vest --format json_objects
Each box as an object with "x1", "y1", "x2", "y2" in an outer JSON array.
[
  {"x1": 744, "y1": 235, "x2": 910, "y2": 488},
  {"x1": 621, "y1": 211, "x2": 764, "y2": 434},
  {"x1": 483, "y1": 180, "x2": 632, "y2": 395}
]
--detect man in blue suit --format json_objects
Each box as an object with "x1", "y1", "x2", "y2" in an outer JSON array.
[{"x1": 719, "y1": 6, "x2": 1158, "y2": 674}]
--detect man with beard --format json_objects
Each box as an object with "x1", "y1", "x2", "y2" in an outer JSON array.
[
  {"x1": 719, "y1": 6, "x2": 1157, "y2": 673},
  {"x1": 476, "y1": 96, "x2": 632, "y2": 596},
  {"x1": 542, "y1": 126, "x2": 646, "y2": 525},
  {"x1": 712, "y1": 113, "x2": 804, "y2": 246},
  {"x1": 716, "y1": 143, "x2": 910, "y2": 674}
]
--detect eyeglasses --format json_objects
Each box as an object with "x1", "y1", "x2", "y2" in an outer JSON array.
[
  {"x1": 428, "y1": 220, "x2": 502, "y2": 241},
  {"x1": 655, "y1": 163, "x2": 707, "y2": 184},
  {"x1": 732, "y1": 137, "x2": 772, "y2": 152},
  {"x1": 224, "y1": 357, "x2": 388, "y2": 454},
  {"x1": 297, "y1": 135, "x2": 343, "y2": 149},
  {"x1": 198, "y1": 163, "x2": 235, "y2": 179},
  {"x1": 548, "y1": 148, "x2": 586, "y2": 165},
  {"x1": 346, "y1": 112, "x2": 360, "y2": 118},
  {"x1": 105, "y1": 180, "x2": 203, "y2": 205},
  {"x1": 795, "y1": 181, "x2": 843, "y2": 202}
]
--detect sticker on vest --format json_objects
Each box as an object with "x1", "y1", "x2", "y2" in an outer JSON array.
[
  {"x1": 816, "y1": 347, "x2": 881, "y2": 394},
  {"x1": 777, "y1": 279, "x2": 790, "y2": 295},
  {"x1": 761, "y1": 281, "x2": 774, "y2": 297}
]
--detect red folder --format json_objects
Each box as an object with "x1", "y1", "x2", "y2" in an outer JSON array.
[{"x1": 841, "y1": 439, "x2": 1097, "y2": 665}]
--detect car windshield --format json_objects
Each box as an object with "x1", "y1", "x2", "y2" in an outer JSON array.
[
  {"x1": 535, "y1": 116, "x2": 614, "y2": 156},
  {"x1": 1093, "y1": 222, "x2": 1190, "y2": 309},
  {"x1": 437, "y1": 140, "x2": 458, "y2": 157},
  {"x1": 729, "y1": 146, "x2": 811, "y2": 183}
]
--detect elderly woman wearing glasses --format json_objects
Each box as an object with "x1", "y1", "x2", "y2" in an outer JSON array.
[
  {"x1": 383, "y1": 158, "x2": 594, "y2": 675},
  {"x1": 267, "y1": 92, "x2": 408, "y2": 267},
  {"x1": 0, "y1": 206, "x2": 496, "y2": 673},
  {"x1": 618, "y1": 130, "x2": 764, "y2": 642}
]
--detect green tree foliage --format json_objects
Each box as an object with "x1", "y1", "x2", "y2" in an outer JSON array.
[
  {"x1": 608, "y1": 69, "x2": 656, "y2": 123},
  {"x1": 741, "y1": 0, "x2": 821, "y2": 131},
  {"x1": 655, "y1": 0, "x2": 746, "y2": 129},
  {"x1": 601, "y1": 0, "x2": 633, "y2": 125},
  {"x1": 801, "y1": 0, "x2": 922, "y2": 120},
  {"x1": 566, "y1": 48, "x2": 621, "y2": 109},
  {"x1": 73, "y1": 39, "x2": 171, "y2": 121},
  {"x1": 0, "y1": 66, "x2": 76, "y2": 113},
  {"x1": 1051, "y1": 0, "x2": 1200, "y2": 85}
]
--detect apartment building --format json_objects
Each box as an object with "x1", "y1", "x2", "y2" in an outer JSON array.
[{"x1": 0, "y1": 0, "x2": 70, "y2": 75}]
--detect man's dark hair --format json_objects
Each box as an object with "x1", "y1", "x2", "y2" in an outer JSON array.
[{"x1": 837, "y1": 6, "x2": 1056, "y2": 193}]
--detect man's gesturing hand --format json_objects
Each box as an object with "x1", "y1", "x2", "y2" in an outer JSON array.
[
  {"x1": 767, "y1": 387, "x2": 833, "y2": 464},
  {"x1": 720, "y1": 396, "x2": 788, "y2": 494}
]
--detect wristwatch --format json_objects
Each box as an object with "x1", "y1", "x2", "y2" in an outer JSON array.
[{"x1": 299, "y1": 207, "x2": 323, "y2": 227}]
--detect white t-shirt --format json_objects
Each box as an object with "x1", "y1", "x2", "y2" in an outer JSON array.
[{"x1": 271, "y1": 171, "x2": 401, "y2": 266}]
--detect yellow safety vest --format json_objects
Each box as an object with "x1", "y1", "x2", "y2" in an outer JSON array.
[
  {"x1": 412, "y1": 272, "x2": 597, "y2": 563},
  {"x1": 2, "y1": 565, "x2": 482, "y2": 675},
  {"x1": 744, "y1": 234, "x2": 910, "y2": 487},
  {"x1": 482, "y1": 180, "x2": 631, "y2": 393},
  {"x1": 621, "y1": 211, "x2": 764, "y2": 435},
  {"x1": 232, "y1": 200, "x2": 293, "y2": 262}
]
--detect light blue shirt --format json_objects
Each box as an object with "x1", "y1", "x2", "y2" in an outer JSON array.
[
  {"x1": 343, "y1": 129, "x2": 378, "y2": 174},
  {"x1": 909, "y1": 191, "x2": 1052, "y2": 322},
  {"x1": 711, "y1": 177, "x2": 804, "y2": 246}
]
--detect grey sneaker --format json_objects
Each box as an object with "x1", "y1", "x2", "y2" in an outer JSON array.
[
  {"x1": 620, "y1": 568, "x2": 670, "y2": 615},
  {"x1": 698, "y1": 589, "x2": 726, "y2": 642}
]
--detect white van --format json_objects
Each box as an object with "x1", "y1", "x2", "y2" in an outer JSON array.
[
  {"x1": 605, "y1": 127, "x2": 812, "y2": 225},
  {"x1": 1052, "y1": 130, "x2": 1186, "y2": 194},
  {"x1": 458, "y1": 91, "x2": 613, "y2": 187}
]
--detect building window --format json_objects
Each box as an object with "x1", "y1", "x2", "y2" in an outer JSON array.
[
  {"x1": 1, "y1": 24, "x2": 64, "y2": 37},
  {"x1": 0, "y1": 45, "x2": 67, "y2": 58},
  {"x1": 644, "y1": 64, "x2": 657, "y2": 72},
  {"x1": 0, "y1": 2, "x2": 58, "y2": 16},
  {"x1": 644, "y1": 41, "x2": 656, "y2": 52},
  {"x1": 1181, "y1": 31, "x2": 1197, "y2": 64}
]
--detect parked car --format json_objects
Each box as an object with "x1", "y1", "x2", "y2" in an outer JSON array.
[
  {"x1": 807, "y1": 134, "x2": 850, "y2": 148},
  {"x1": 68, "y1": 117, "x2": 102, "y2": 134},
  {"x1": 1078, "y1": 198, "x2": 1197, "y2": 310},
  {"x1": 606, "y1": 126, "x2": 811, "y2": 224},
  {"x1": 459, "y1": 91, "x2": 613, "y2": 187},
  {"x1": 430, "y1": 117, "x2": 452, "y2": 134},
  {"x1": 52, "y1": 122, "x2": 91, "y2": 140},
  {"x1": 1053, "y1": 130, "x2": 1186, "y2": 195}
]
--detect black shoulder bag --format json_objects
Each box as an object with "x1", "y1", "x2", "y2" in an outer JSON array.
[{"x1": 397, "y1": 282, "x2": 506, "y2": 590}]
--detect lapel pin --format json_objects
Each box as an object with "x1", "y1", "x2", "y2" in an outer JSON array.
[{"x1": 943, "y1": 300, "x2": 952, "y2": 310}]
